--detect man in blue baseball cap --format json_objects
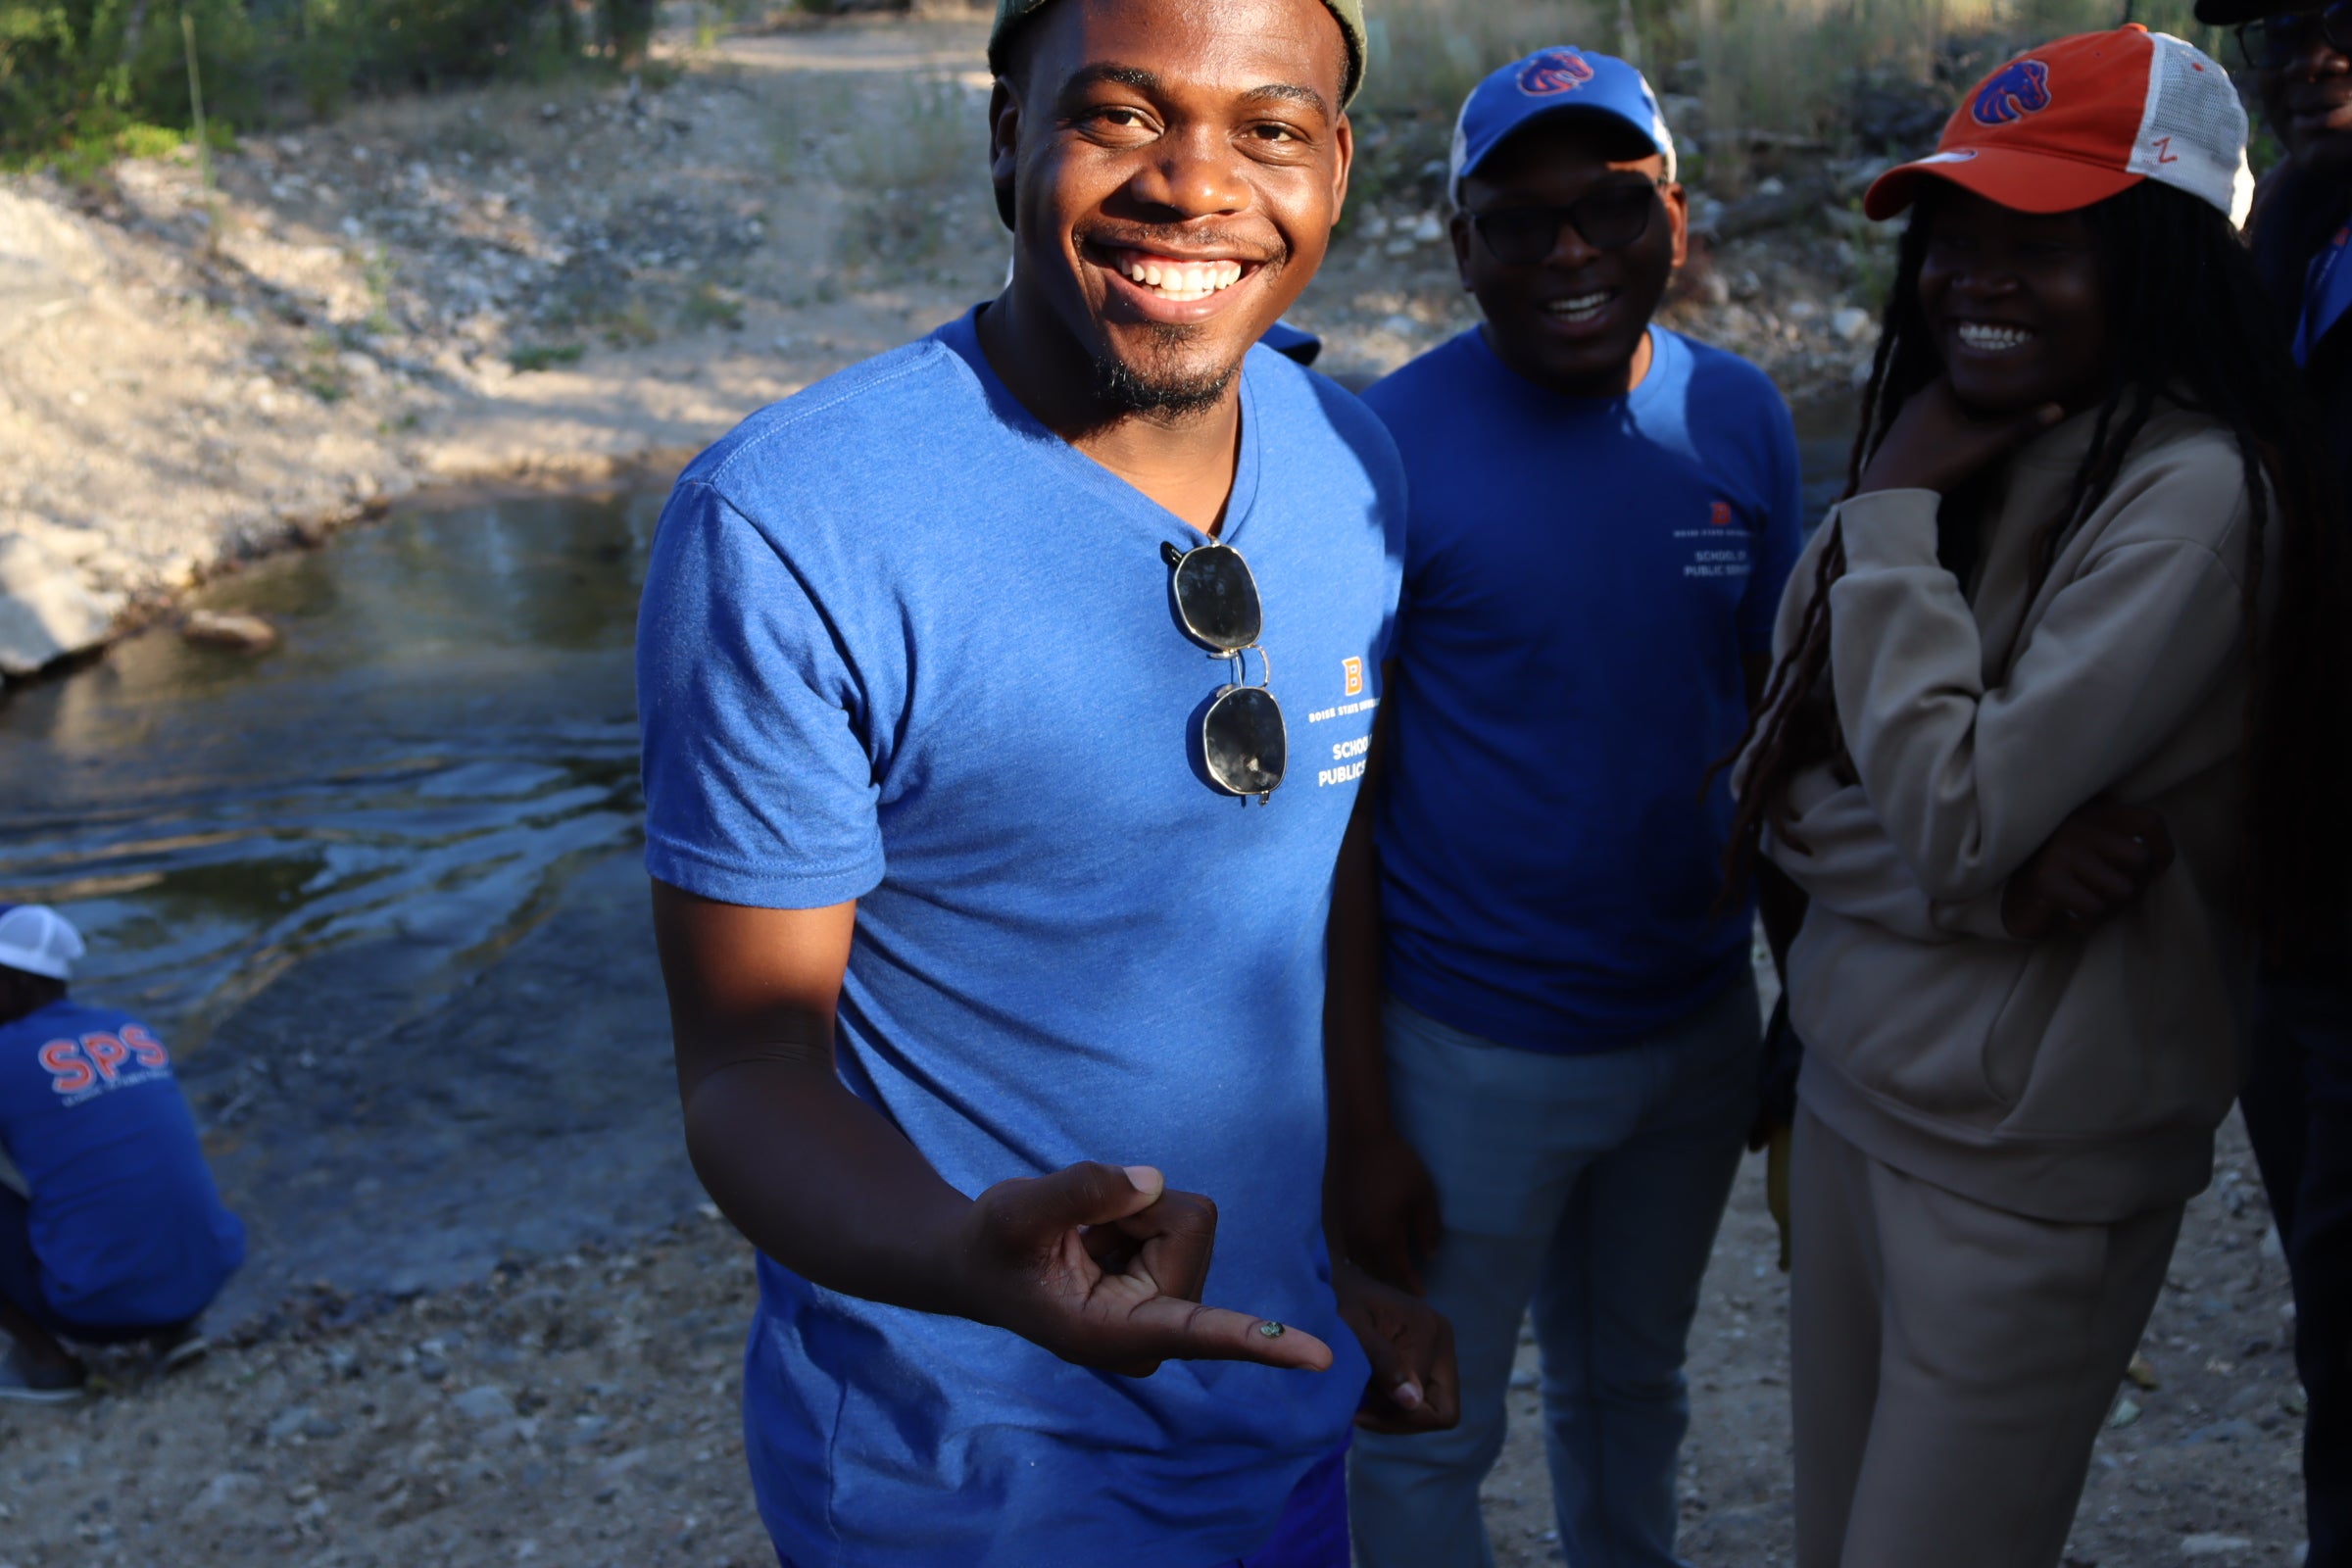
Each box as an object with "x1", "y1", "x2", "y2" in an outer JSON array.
[{"x1": 1329, "y1": 45, "x2": 1804, "y2": 1568}]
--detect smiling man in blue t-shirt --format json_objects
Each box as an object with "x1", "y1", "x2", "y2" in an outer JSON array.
[
  {"x1": 1331, "y1": 49, "x2": 1804, "y2": 1568},
  {"x1": 635, "y1": 1, "x2": 1457, "y2": 1564}
]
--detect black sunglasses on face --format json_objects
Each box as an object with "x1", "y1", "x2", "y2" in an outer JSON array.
[
  {"x1": 1161, "y1": 539, "x2": 1286, "y2": 803},
  {"x1": 1466, "y1": 179, "x2": 1666, "y2": 268},
  {"x1": 2236, "y1": 3, "x2": 2352, "y2": 69}
]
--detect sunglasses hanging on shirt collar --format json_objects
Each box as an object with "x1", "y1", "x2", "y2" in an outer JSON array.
[{"x1": 1162, "y1": 539, "x2": 1287, "y2": 803}]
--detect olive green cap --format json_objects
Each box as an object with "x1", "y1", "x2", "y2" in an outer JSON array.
[{"x1": 988, "y1": 0, "x2": 1367, "y2": 106}]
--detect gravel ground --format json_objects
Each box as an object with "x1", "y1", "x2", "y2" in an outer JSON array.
[{"x1": 0, "y1": 1100, "x2": 2305, "y2": 1568}]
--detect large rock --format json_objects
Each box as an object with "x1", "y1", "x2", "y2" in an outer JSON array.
[{"x1": 0, "y1": 531, "x2": 123, "y2": 675}]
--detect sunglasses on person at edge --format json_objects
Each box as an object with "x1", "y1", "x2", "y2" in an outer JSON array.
[
  {"x1": 1464, "y1": 176, "x2": 1670, "y2": 268},
  {"x1": 2236, "y1": 3, "x2": 2352, "y2": 70}
]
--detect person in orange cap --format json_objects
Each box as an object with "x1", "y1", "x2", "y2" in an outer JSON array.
[{"x1": 1720, "y1": 24, "x2": 2352, "y2": 1567}]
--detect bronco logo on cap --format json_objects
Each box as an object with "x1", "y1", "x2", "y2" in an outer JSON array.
[
  {"x1": 1971, "y1": 59, "x2": 2052, "y2": 126},
  {"x1": 1517, "y1": 48, "x2": 1594, "y2": 96}
]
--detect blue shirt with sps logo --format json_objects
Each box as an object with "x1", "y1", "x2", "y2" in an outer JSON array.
[
  {"x1": 0, "y1": 1000, "x2": 246, "y2": 1326},
  {"x1": 1366, "y1": 325, "x2": 1804, "y2": 1051},
  {"x1": 636, "y1": 308, "x2": 1403, "y2": 1568}
]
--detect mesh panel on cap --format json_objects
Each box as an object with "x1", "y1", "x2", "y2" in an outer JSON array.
[
  {"x1": 2127, "y1": 32, "x2": 2253, "y2": 225},
  {"x1": 0, "y1": 905, "x2": 85, "y2": 980}
]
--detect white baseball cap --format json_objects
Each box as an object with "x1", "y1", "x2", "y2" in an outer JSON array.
[{"x1": 0, "y1": 905, "x2": 86, "y2": 981}]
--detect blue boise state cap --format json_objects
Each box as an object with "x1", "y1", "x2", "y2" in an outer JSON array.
[{"x1": 1450, "y1": 47, "x2": 1678, "y2": 204}]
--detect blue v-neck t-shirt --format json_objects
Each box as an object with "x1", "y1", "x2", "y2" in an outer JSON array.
[
  {"x1": 1366, "y1": 326, "x2": 1804, "y2": 1051},
  {"x1": 636, "y1": 309, "x2": 1401, "y2": 1568}
]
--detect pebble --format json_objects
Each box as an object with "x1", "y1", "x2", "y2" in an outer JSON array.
[
  {"x1": 2183, "y1": 1419, "x2": 2261, "y2": 1445},
  {"x1": 182, "y1": 1471, "x2": 261, "y2": 1520},
  {"x1": 453, "y1": 1384, "x2": 516, "y2": 1423},
  {"x1": 1831, "y1": 306, "x2": 1875, "y2": 343},
  {"x1": 181, "y1": 610, "x2": 279, "y2": 653},
  {"x1": 2180, "y1": 1535, "x2": 2254, "y2": 1556},
  {"x1": 2107, "y1": 1396, "x2": 2141, "y2": 1430},
  {"x1": 265, "y1": 1405, "x2": 316, "y2": 1443}
]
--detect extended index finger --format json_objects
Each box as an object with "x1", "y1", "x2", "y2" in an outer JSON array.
[{"x1": 1123, "y1": 1298, "x2": 1334, "y2": 1373}]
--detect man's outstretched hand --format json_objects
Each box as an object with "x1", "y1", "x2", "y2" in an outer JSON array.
[
  {"x1": 957, "y1": 1161, "x2": 1335, "y2": 1380},
  {"x1": 1336, "y1": 1260, "x2": 1459, "y2": 1434}
]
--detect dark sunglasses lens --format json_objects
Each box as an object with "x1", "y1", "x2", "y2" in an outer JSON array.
[
  {"x1": 1478, "y1": 208, "x2": 1562, "y2": 267},
  {"x1": 1173, "y1": 545, "x2": 1262, "y2": 650},
  {"x1": 1572, "y1": 185, "x2": 1656, "y2": 251},
  {"x1": 1203, "y1": 686, "x2": 1287, "y2": 796},
  {"x1": 2246, "y1": 12, "x2": 2347, "y2": 65}
]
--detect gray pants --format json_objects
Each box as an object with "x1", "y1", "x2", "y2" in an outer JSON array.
[
  {"x1": 1790, "y1": 1106, "x2": 2183, "y2": 1568},
  {"x1": 1349, "y1": 982, "x2": 1759, "y2": 1568}
]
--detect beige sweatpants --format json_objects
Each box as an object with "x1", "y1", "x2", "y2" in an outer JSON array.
[{"x1": 1789, "y1": 1106, "x2": 2184, "y2": 1568}]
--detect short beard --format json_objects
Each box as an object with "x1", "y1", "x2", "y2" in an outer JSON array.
[{"x1": 1091, "y1": 323, "x2": 1237, "y2": 420}]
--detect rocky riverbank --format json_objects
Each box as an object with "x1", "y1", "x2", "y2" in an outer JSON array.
[{"x1": 1, "y1": 10, "x2": 1901, "y2": 678}]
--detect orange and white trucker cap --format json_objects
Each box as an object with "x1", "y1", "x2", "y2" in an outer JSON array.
[
  {"x1": 0, "y1": 904, "x2": 84, "y2": 981},
  {"x1": 1864, "y1": 24, "x2": 2253, "y2": 229}
]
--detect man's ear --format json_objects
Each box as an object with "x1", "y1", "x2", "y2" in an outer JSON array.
[
  {"x1": 1662, "y1": 180, "x2": 1690, "y2": 270},
  {"x1": 1448, "y1": 209, "x2": 1475, "y2": 291},
  {"x1": 1329, "y1": 111, "x2": 1354, "y2": 223},
  {"x1": 990, "y1": 78, "x2": 1020, "y2": 232}
]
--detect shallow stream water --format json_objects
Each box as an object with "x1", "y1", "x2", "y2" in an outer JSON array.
[{"x1": 0, "y1": 491, "x2": 699, "y2": 1330}]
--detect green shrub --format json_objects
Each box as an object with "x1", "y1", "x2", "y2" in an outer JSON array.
[{"x1": 2, "y1": 0, "x2": 660, "y2": 159}]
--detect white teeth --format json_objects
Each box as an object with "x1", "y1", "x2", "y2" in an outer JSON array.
[
  {"x1": 1956, "y1": 321, "x2": 2034, "y2": 352},
  {"x1": 1118, "y1": 256, "x2": 1246, "y2": 300},
  {"x1": 1545, "y1": 291, "x2": 1613, "y2": 319}
]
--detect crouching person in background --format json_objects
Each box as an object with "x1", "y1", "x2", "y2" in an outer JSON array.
[{"x1": 0, "y1": 905, "x2": 246, "y2": 1400}]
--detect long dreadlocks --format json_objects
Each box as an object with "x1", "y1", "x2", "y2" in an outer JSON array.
[{"x1": 1723, "y1": 178, "x2": 2352, "y2": 969}]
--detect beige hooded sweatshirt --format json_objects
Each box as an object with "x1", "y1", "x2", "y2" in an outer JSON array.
[{"x1": 1760, "y1": 404, "x2": 2261, "y2": 1224}]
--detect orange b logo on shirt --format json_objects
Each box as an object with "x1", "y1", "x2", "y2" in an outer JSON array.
[
  {"x1": 1343, "y1": 657, "x2": 1364, "y2": 697},
  {"x1": 1708, "y1": 501, "x2": 1734, "y2": 527}
]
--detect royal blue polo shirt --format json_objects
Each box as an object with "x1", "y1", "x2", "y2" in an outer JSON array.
[
  {"x1": 1366, "y1": 325, "x2": 1804, "y2": 1050},
  {"x1": 0, "y1": 1000, "x2": 246, "y2": 1327},
  {"x1": 636, "y1": 308, "x2": 1402, "y2": 1568}
]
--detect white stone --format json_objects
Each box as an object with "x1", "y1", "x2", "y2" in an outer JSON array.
[
  {"x1": 1832, "y1": 306, "x2": 1876, "y2": 343},
  {"x1": 452, "y1": 1384, "x2": 516, "y2": 1423},
  {"x1": 0, "y1": 533, "x2": 122, "y2": 675},
  {"x1": 182, "y1": 1471, "x2": 262, "y2": 1520}
]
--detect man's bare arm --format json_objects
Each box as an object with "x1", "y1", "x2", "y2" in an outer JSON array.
[{"x1": 652, "y1": 880, "x2": 1332, "y2": 1374}]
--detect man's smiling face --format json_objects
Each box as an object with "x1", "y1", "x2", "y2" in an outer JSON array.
[
  {"x1": 2258, "y1": 17, "x2": 2352, "y2": 180},
  {"x1": 990, "y1": 0, "x2": 1353, "y2": 416}
]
